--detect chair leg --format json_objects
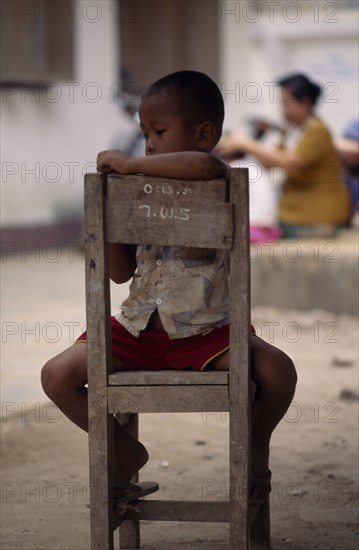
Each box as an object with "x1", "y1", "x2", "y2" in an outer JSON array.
[
  {"x1": 250, "y1": 497, "x2": 271, "y2": 549},
  {"x1": 119, "y1": 514, "x2": 140, "y2": 548},
  {"x1": 119, "y1": 414, "x2": 140, "y2": 549},
  {"x1": 89, "y1": 411, "x2": 114, "y2": 550}
]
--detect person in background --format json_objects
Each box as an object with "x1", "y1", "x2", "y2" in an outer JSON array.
[
  {"x1": 217, "y1": 73, "x2": 350, "y2": 238},
  {"x1": 216, "y1": 117, "x2": 283, "y2": 243},
  {"x1": 335, "y1": 117, "x2": 359, "y2": 228}
]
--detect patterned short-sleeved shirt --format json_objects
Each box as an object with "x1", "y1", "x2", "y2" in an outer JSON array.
[{"x1": 116, "y1": 245, "x2": 230, "y2": 339}]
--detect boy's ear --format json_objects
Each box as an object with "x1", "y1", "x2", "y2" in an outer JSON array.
[{"x1": 196, "y1": 121, "x2": 217, "y2": 151}]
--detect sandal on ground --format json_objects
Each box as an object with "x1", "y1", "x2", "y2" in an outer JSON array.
[
  {"x1": 86, "y1": 480, "x2": 159, "y2": 513},
  {"x1": 114, "y1": 481, "x2": 159, "y2": 515}
]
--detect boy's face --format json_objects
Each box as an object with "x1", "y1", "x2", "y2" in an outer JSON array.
[{"x1": 139, "y1": 91, "x2": 202, "y2": 156}]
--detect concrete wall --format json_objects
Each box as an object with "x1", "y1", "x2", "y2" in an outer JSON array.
[{"x1": 251, "y1": 233, "x2": 359, "y2": 314}]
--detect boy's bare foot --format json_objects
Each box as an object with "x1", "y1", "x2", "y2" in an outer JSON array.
[
  {"x1": 113, "y1": 439, "x2": 149, "y2": 500},
  {"x1": 251, "y1": 437, "x2": 271, "y2": 501}
]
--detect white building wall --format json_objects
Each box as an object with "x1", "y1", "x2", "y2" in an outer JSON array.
[
  {"x1": 218, "y1": 0, "x2": 358, "y2": 135},
  {"x1": 1, "y1": 0, "x2": 136, "y2": 227}
]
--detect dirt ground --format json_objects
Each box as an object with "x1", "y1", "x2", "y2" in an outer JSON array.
[{"x1": 1, "y1": 254, "x2": 358, "y2": 550}]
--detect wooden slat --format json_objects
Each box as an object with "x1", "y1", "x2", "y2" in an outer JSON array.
[
  {"x1": 229, "y1": 167, "x2": 251, "y2": 549},
  {"x1": 250, "y1": 498, "x2": 271, "y2": 545},
  {"x1": 125, "y1": 500, "x2": 230, "y2": 523},
  {"x1": 107, "y1": 174, "x2": 228, "y2": 204},
  {"x1": 107, "y1": 386, "x2": 228, "y2": 414},
  {"x1": 106, "y1": 174, "x2": 233, "y2": 248},
  {"x1": 119, "y1": 414, "x2": 140, "y2": 548},
  {"x1": 109, "y1": 370, "x2": 228, "y2": 386},
  {"x1": 84, "y1": 173, "x2": 114, "y2": 550}
]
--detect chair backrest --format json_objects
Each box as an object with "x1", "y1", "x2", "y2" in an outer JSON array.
[
  {"x1": 84, "y1": 168, "x2": 251, "y2": 372},
  {"x1": 105, "y1": 174, "x2": 234, "y2": 249}
]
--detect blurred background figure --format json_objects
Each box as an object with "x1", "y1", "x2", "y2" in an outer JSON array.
[
  {"x1": 335, "y1": 117, "x2": 359, "y2": 228},
  {"x1": 108, "y1": 67, "x2": 145, "y2": 158},
  {"x1": 215, "y1": 117, "x2": 283, "y2": 243},
  {"x1": 217, "y1": 73, "x2": 350, "y2": 239}
]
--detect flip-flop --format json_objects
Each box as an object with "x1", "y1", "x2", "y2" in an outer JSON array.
[
  {"x1": 114, "y1": 481, "x2": 159, "y2": 515},
  {"x1": 86, "y1": 481, "x2": 159, "y2": 512}
]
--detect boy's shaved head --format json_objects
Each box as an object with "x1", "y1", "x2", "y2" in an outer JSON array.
[{"x1": 142, "y1": 71, "x2": 225, "y2": 144}]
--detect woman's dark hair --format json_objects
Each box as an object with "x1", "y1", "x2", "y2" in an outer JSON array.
[
  {"x1": 277, "y1": 73, "x2": 322, "y2": 106},
  {"x1": 142, "y1": 71, "x2": 225, "y2": 143}
]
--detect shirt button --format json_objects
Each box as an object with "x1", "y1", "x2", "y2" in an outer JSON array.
[
  {"x1": 155, "y1": 298, "x2": 162, "y2": 305},
  {"x1": 156, "y1": 259, "x2": 162, "y2": 266}
]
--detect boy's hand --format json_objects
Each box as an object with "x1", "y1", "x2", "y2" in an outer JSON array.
[
  {"x1": 97, "y1": 150, "x2": 135, "y2": 174},
  {"x1": 97, "y1": 150, "x2": 228, "y2": 180}
]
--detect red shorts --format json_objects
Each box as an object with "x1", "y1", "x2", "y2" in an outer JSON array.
[{"x1": 76, "y1": 317, "x2": 230, "y2": 372}]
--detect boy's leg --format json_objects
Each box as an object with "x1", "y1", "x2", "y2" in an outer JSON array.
[
  {"x1": 41, "y1": 343, "x2": 149, "y2": 484},
  {"x1": 211, "y1": 334, "x2": 297, "y2": 498}
]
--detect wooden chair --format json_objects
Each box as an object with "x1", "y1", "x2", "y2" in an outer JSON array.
[{"x1": 84, "y1": 169, "x2": 270, "y2": 550}]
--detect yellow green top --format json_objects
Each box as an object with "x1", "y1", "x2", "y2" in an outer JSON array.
[{"x1": 278, "y1": 116, "x2": 349, "y2": 225}]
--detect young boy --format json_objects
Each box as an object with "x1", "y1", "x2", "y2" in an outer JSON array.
[{"x1": 41, "y1": 71, "x2": 297, "y2": 504}]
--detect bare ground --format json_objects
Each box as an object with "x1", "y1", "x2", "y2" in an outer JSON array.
[{"x1": 1, "y1": 255, "x2": 358, "y2": 550}]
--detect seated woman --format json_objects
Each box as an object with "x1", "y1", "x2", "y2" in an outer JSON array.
[
  {"x1": 218, "y1": 73, "x2": 350, "y2": 238},
  {"x1": 335, "y1": 117, "x2": 359, "y2": 228}
]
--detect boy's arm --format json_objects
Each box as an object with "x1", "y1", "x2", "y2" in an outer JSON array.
[
  {"x1": 97, "y1": 150, "x2": 229, "y2": 180},
  {"x1": 108, "y1": 243, "x2": 136, "y2": 284},
  {"x1": 99, "y1": 150, "x2": 227, "y2": 283}
]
